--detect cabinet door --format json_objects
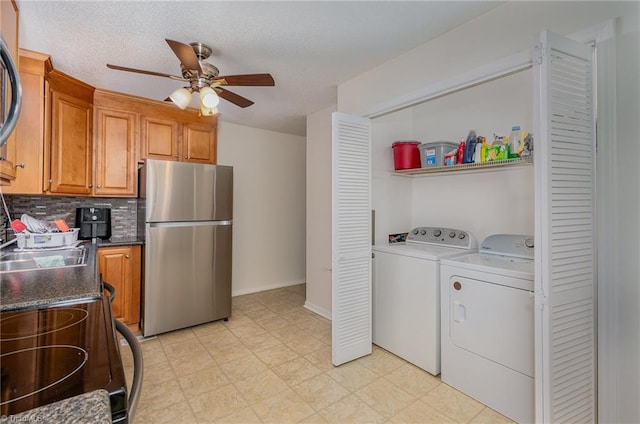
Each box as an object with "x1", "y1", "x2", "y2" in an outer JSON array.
[
  {"x1": 182, "y1": 121, "x2": 217, "y2": 164},
  {"x1": 1, "y1": 51, "x2": 49, "y2": 194},
  {"x1": 98, "y1": 245, "x2": 141, "y2": 328},
  {"x1": 140, "y1": 115, "x2": 179, "y2": 161},
  {"x1": 0, "y1": 0, "x2": 19, "y2": 183},
  {"x1": 48, "y1": 90, "x2": 93, "y2": 195},
  {"x1": 94, "y1": 107, "x2": 137, "y2": 196}
]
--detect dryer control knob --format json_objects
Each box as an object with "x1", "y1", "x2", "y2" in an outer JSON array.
[
  {"x1": 433, "y1": 229, "x2": 441, "y2": 237},
  {"x1": 525, "y1": 237, "x2": 534, "y2": 248},
  {"x1": 420, "y1": 229, "x2": 427, "y2": 235},
  {"x1": 412, "y1": 229, "x2": 419, "y2": 235},
  {"x1": 458, "y1": 233, "x2": 466, "y2": 239},
  {"x1": 449, "y1": 232, "x2": 456, "y2": 238}
]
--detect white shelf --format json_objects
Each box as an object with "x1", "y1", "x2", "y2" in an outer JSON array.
[{"x1": 393, "y1": 156, "x2": 533, "y2": 176}]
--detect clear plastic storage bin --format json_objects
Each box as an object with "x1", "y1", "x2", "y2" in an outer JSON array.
[{"x1": 418, "y1": 141, "x2": 458, "y2": 167}]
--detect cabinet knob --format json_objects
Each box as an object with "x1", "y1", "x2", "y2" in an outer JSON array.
[
  {"x1": 174, "y1": 154, "x2": 178, "y2": 158},
  {"x1": 125, "y1": 254, "x2": 130, "y2": 259},
  {"x1": 184, "y1": 155, "x2": 188, "y2": 159},
  {"x1": 97, "y1": 184, "x2": 102, "y2": 189},
  {"x1": 88, "y1": 184, "x2": 93, "y2": 188}
]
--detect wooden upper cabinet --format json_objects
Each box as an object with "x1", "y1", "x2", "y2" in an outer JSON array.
[
  {"x1": 46, "y1": 70, "x2": 94, "y2": 195},
  {"x1": 0, "y1": 0, "x2": 20, "y2": 184},
  {"x1": 1, "y1": 50, "x2": 51, "y2": 194},
  {"x1": 182, "y1": 121, "x2": 217, "y2": 164},
  {"x1": 94, "y1": 107, "x2": 137, "y2": 196},
  {"x1": 140, "y1": 115, "x2": 180, "y2": 161}
]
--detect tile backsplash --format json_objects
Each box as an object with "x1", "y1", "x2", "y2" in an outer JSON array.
[{"x1": 1, "y1": 195, "x2": 138, "y2": 242}]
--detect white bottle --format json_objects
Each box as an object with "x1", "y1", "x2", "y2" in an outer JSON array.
[{"x1": 509, "y1": 125, "x2": 521, "y2": 156}]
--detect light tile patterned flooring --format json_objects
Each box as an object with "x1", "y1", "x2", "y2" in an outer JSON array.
[{"x1": 121, "y1": 284, "x2": 513, "y2": 423}]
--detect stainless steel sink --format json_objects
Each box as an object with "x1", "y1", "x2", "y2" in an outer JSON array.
[{"x1": 0, "y1": 246, "x2": 88, "y2": 273}]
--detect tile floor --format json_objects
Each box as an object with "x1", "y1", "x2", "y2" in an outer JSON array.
[{"x1": 121, "y1": 284, "x2": 513, "y2": 423}]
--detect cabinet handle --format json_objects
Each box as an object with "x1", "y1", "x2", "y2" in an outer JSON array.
[
  {"x1": 15, "y1": 163, "x2": 25, "y2": 169},
  {"x1": 97, "y1": 184, "x2": 102, "y2": 189},
  {"x1": 125, "y1": 254, "x2": 130, "y2": 259},
  {"x1": 174, "y1": 154, "x2": 178, "y2": 158}
]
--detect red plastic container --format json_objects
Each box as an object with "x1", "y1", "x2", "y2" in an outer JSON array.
[{"x1": 392, "y1": 141, "x2": 421, "y2": 170}]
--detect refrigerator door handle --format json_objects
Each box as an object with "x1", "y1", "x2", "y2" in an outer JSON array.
[{"x1": 148, "y1": 220, "x2": 232, "y2": 228}]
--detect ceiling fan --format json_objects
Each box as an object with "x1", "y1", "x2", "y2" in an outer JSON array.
[{"x1": 106, "y1": 39, "x2": 274, "y2": 114}]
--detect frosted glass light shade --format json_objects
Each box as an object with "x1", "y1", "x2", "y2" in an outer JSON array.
[
  {"x1": 199, "y1": 86, "x2": 220, "y2": 108},
  {"x1": 170, "y1": 87, "x2": 192, "y2": 109},
  {"x1": 200, "y1": 104, "x2": 219, "y2": 116}
]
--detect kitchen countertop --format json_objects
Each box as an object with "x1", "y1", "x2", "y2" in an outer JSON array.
[
  {"x1": 0, "y1": 240, "x2": 100, "y2": 311},
  {"x1": 0, "y1": 389, "x2": 112, "y2": 424},
  {"x1": 97, "y1": 237, "x2": 144, "y2": 246}
]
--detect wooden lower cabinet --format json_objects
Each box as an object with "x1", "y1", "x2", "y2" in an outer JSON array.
[{"x1": 98, "y1": 245, "x2": 141, "y2": 330}]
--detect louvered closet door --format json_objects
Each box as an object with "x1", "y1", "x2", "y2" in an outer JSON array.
[
  {"x1": 533, "y1": 31, "x2": 596, "y2": 423},
  {"x1": 331, "y1": 112, "x2": 372, "y2": 366}
]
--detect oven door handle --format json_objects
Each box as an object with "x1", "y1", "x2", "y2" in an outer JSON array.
[{"x1": 114, "y1": 319, "x2": 143, "y2": 421}]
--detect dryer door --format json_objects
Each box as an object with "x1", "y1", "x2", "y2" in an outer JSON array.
[{"x1": 448, "y1": 276, "x2": 535, "y2": 377}]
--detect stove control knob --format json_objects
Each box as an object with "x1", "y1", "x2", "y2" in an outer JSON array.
[
  {"x1": 458, "y1": 233, "x2": 466, "y2": 240},
  {"x1": 433, "y1": 229, "x2": 441, "y2": 237},
  {"x1": 525, "y1": 237, "x2": 534, "y2": 248},
  {"x1": 412, "y1": 229, "x2": 419, "y2": 235},
  {"x1": 420, "y1": 229, "x2": 427, "y2": 235},
  {"x1": 449, "y1": 231, "x2": 456, "y2": 238}
]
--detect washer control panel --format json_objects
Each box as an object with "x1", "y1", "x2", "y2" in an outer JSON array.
[{"x1": 406, "y1": 227, "x2": 476, "y2": 249}]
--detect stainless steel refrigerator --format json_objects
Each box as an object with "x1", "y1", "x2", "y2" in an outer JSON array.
[{"x1": 138, "y1": 159, "x2": 233, "y2": 337}]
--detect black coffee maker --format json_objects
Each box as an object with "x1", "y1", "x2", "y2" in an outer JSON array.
[{"x1": 75, "y1": 207, "x2": 112, "y2": 240}]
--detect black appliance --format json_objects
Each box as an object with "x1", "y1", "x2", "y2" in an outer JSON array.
[
  {"x1": 0, "y1": 296, "x2": 129, "y2": 422},
  {"x1": 75, "y1": 207, "x2": 112, "y2": 240}
]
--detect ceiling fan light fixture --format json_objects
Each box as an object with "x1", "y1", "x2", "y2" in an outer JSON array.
[
  {"x1": 199, "y1": 86, "x2": 220, "y2": 108},
  {"x1": 200, "y1": 104, "x2": 219, "y2": 117},
  {"x1": 170, "y1": 87, "x2": 192, "y2": 109}
]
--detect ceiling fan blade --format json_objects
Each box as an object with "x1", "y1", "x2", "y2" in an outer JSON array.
[
  {"x1": 216, "y1": 87, "x2": 254, "y2": 108},
  {"x1": 165, "y1": 39, "x2": 202, "y2": 74},
  {"x1": 215, "y1": 73, "x2": 275, "y2": 86},
  {"x1": 107, "y1": 64, "x2": 186, "y2": 81}
]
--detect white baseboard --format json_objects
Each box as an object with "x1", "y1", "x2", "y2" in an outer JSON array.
[
  {"x1": 304, "y1": 301, "x2": 331, "y2": 321},
  {"x1": 231, "y1": 279, "x2": 306, "y2": 297}
]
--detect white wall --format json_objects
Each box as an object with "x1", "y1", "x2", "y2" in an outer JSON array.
[
  {"x1": 217, "y1": 121, "x2": 306, "y2": 296},
  {"x1": 305, "y1": 104, "x2": 336, "y2": 318},
  {"x1": 612, "y1": 27, "x2": 640, "y2": 423},
  {"x1": 409, "y1": 69, "x2": 534, "y2": 242},
  {"x1": 338, "y1": 2, "x2": 637, "y2": 118}
]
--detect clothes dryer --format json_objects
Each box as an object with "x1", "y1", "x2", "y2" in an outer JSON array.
[
  {"x1": 440, "y1": 234, "x2": 535, "y2": 423},
  {"x1": 372, "y1": 227, "x2": 476, "y2": 375}
]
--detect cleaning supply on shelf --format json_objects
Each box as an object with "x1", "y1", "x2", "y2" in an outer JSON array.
[
  {"x1": 456, "y1": 140, "x2": 465, "y2": 165},
  {"x1": 509, "y1": 125, "x2": 522, "y2": 158},
  {"x1": 474, "y1": 136, "x2": 485, "y2": 163},
  {"x1": 462, "y1": 130, "x2": 477, "y2": 164}
]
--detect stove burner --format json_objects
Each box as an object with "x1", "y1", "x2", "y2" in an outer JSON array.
[
  {"x1": 0, "y1": 345, "x2": 88, "y2": 405},
  {"x1": 0, "y1": 308, "x2": 89, "y2": 341}
]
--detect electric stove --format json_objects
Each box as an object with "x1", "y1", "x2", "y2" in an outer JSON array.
[{"x1": 0, "y1": 295, "x2": 128, "y2": 422}]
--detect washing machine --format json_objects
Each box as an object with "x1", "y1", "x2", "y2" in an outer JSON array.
[
  {"x1": 372, "y1": 226, "x2": 476, "y2": 375},
  {"x1": 440, "y1": 234, "x2": 535, "y2": 423}
]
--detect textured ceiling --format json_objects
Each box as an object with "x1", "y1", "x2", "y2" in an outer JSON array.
[{"x1": 17, "y1": 1, "x2": 500, "y2": 136}]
